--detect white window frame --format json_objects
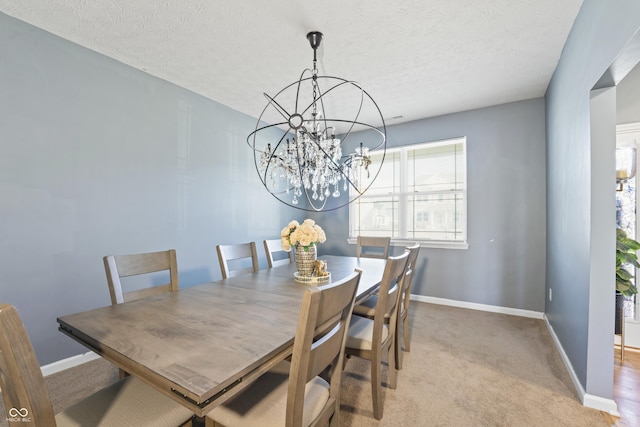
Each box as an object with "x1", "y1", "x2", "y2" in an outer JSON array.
[{"x1": 348, "y1": 137, "x2": 468, "y2": 250}]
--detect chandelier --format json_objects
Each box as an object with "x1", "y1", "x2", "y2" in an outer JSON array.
[{"x1": 248, "y1": 31, "x2": 386, "y2": 212}]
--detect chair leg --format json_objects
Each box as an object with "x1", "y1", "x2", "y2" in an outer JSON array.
[
  {"x1": 403, "y1": 312, "x2": 411, "y2": 352},
  {"x1": 395, "y1": 324, "x2": 404, "y2": 370},
  {"x1": 395, "y1": 311, "x2": 410, "y2": 370},
  {"x1": 371, "y1": 352, "x2": 383, "y2": 420},
  {"x1": 328, "y1": 402, "x2": 340, "y2": 427},
  {"x1": 342, "y1": 353, "x2": 351, "y2": 370},
  {"x1": 388, "y1": 340, "x2": 397, "y2": 390}
]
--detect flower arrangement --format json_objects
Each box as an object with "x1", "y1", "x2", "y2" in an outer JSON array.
[{"x1": 281, "y1": 219, "x2": 326, "y2": 252}]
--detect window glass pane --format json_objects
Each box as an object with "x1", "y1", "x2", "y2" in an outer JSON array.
[
  {"x1": 407, "y1": 193, "x2": 464, "y2": 240},
  {"x1": 359, "y1": 150, "x2": 399, "y2": 195},
  {"x1": 409, "y1": 143, "x2": 464, "y2": 193},
  {"x1": 353, "y1": 195, "x2": 398, "y2": 237}
]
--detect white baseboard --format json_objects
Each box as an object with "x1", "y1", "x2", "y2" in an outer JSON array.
[
  {"x1": 40, "y1": 351, "x2": 100, "y2": 377},
  {"x1": 583, "y1": 394, "x2": 620, "y2": 416},
  {"x1": 411, "y1": 294, "x2": 544, "y2": 319},
  {"x1": 543, "y1": 314, "x2": 620, "y2": 417},
  {"x1": 0, "y1": 351, "x2": 99, "y2": 393}
]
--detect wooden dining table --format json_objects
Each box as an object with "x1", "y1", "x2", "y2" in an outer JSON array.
[{"x1": 57, "y1": 255, "x2": 386, "y2": 424}]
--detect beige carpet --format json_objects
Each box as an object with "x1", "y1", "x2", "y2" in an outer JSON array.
[
  {"x1": 1, "y1": 302, "x2": 607, "y2": 426},
  {"x1": 339, "y1": 303, "x2": 606, "y2": 426}
]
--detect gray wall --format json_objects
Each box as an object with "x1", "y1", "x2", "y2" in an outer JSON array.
[
  {"x1": 617, "y1": 63, "x2": 640, "y2": 125},
  {"x1": 545, "y1": 0, "x2": 640, "y2": 399},
  {"x1": 0, "y1": 13, "x2": 298, "y2": 365},
  {"x1": 315, "y1": 98, "x2": 547, "y2": 313}
]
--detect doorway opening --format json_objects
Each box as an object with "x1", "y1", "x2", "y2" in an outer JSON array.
[{"x1": 616, "y1": 122, "x2": 640, "y2": 346}]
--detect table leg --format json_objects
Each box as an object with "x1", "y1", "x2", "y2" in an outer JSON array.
[{"x1": 192, "y1": 415, "x2": 206, "y2": 427}]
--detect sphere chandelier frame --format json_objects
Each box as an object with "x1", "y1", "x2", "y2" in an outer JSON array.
[{"x1": 247, "y1": 31, "x2": 387, "y2": 212}]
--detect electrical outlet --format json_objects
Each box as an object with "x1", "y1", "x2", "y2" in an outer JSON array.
[{"x1": 549, "y1": 288, "x2": 553, "y2": 302}]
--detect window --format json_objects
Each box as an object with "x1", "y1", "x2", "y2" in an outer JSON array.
[{"x1": 349, "y1": 137, "x2": 467, "y2": 249}]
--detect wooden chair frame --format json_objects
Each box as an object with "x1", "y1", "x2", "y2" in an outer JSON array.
[
  {"x1": 344, "y1": 251, "x2": 409, "y2": 420},
  {"x1": 286, "y1": 270, "x2": 361, "y2": 426},
  {"x1": 0, "y1": 304, "x2": 57, "y2": 425},
  {"x1": 216, "y1": 242, "x2": 260, "y2": 279},
  {"x1": 264, "y1": 239, "x2": 293, "y2": 268},
  {"x1": 356, "y1": 236, "x2": 391, "y2": 259},
  {"x1": 352, "y1": 244, "x2": 420, "y2": 371},
  {"x1": 103, "y1": 249, "x2": 179, "y2": 305}
]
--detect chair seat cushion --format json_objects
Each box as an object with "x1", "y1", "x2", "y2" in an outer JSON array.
[
  {"x1": 352, "y1": 295, "x2": 378, "y2": 318},
  {"x1": 55, "y1": 376, "x2": 193, "y2": 427},
  {"x1": 207, "y1": 360, "x2": 330, "y2": 427},
  {"x1": 346, "y1": 315, "x2": 389, "y2": 351}
]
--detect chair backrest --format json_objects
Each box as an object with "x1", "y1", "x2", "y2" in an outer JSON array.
[
  {"x1": 0, "y1": 304, "x2": 57, "y2": 426},
  {"x1": 104, "y1": 249, "x2": 179, "y2": 305},
  {"x1": 356, "y1": 236, "x2": 391, "y2": 259},
  {"x1": 400, "y1": 243, "x2": 421, "y2": 316},
  {"x1": 371, "y1": 251, "x2": 410, "y2": 344},
  {"x1": 264, "y1": 239, "x2": 293, "y2": 268},
  {"x1": 216, "y1": 242, "x2": 259, "y2": 279},
  {"x1": 286, "y1": 270, "x2": 361, "y2": 426}
]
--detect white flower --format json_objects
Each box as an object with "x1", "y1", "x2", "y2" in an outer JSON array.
[
  {"x1": 299, "y1": 235, "x2": 312, "y2": 247},
  {"x1": 298, "y1": 223, "x2": 311, "y2": 236},
  {"x1": 280, "y1": 219, "x2": 326, "y2": 250},
  {"x1": 290, "y1": 229, "x2": 301, "y2": 245}
]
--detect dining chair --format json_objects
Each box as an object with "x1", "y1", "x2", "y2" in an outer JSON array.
[
  {"x1": 343, "y1": 251, "x2": 409, "y2": 420},
  {"x1": 206, "y1": 270, "x2": 361, "y2": 427},
  {"x1": 216, "y1": 242, "x2": 260, "y2": 279},
  {"x1": 264, "y1": 239, "x2": 293, "y2": 268},
  {"x1": 0, "y1": 304, "x2": 193, "y2": 427},
  {"x1": 103, "y1": 249, "x2": 179, "y2": 305},
  {"x1": 356, "y1": 236, "x2": 391, "y2": 259},
  {"x1": 353, "y1": 243, "x2": 420, "y2": 370}
]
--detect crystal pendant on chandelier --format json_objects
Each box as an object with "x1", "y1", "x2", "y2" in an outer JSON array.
[{"x1": 248, "y1": 31, "x2": 386, "y2": 212}]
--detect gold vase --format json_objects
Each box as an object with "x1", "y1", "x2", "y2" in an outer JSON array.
[{"x1": 295, "y1": 244, "x2": 317, "y2": 277}]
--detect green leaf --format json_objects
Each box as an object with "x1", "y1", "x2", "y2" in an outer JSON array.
[
  {"x1": 617, "y1": 268, "x2": 632, "y2": 280},
  {"x1": 616, "y1": 227, "x2": 640, "y2": 296}
]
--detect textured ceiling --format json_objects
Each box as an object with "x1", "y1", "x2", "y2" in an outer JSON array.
[{"x1": 0, "y1": 0, "x2": 583, "y2": 128}]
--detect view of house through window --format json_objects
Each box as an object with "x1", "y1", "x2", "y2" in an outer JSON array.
[{"x1": 349, "y1": 137, "x2": 467, "y2": 248}]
